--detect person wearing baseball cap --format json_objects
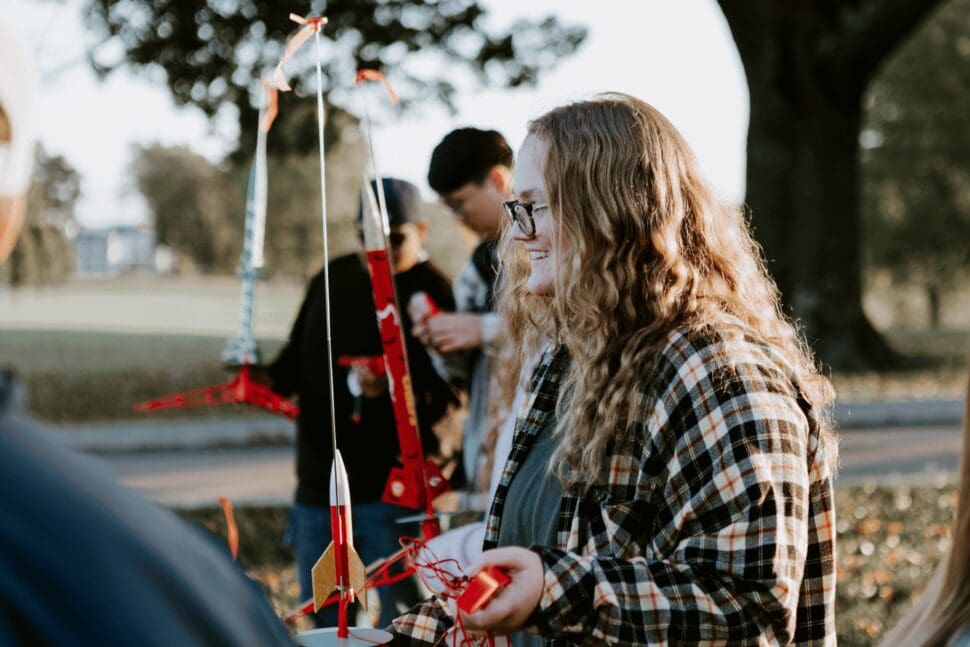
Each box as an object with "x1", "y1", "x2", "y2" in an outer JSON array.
[{"x1": 260, "y1": 177, "x2": 460, "y2": 628}]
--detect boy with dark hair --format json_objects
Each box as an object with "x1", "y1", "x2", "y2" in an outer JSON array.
[
  {"x1": 415, "y1": 127, "x2": 512, "y2": 510},
  {"x1": 427, "y1": 127, "x2": 513, "y2": 244}
]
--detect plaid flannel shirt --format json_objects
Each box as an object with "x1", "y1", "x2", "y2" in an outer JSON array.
[{"x1": 393, "y1": 324, "x2": 837, "y2": 645}]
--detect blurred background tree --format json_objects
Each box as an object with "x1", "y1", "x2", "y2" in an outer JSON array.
[
  {"x1": 861, "y1": 0, "x2": 970, "y2": 330},
  {"x1": 130, "y1": 110, "x2": 366, "y2": 278},
  {"x1": 131, "y1": 110, "x2": 473, "y2": 279},
  {"x1": 717, "y1": 0, "x2": 948, "y2": 369},
  {"x1": 131, "y1": 143, "x2": 241, "y2": 273},
  {"x1": 1, "y1": 147, "x2": 79, "y2": 286},
  {"x1": 258, "y1": 108, "x2": 366, "y2": 278},
  {"x1": 27, "y1": 147, "x2": 81, "y2": 231},
  {"x1": 88, "y1": 0, "x2": 585, "y2": 279},
  {"x1": 85, "y1": 0, "x2": 586, "y2": 156}
]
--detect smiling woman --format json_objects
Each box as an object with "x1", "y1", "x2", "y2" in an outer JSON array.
[
  {"x1": 504, "y1": 135, "x2": 558, "y2": 297},
  {"x1": 393, "y1": 93, "x2": 838, "y2": 646}
]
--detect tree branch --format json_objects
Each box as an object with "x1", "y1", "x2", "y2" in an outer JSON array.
[{"x1": 820, "y1": 0, "x2": 946, "y2": 86}]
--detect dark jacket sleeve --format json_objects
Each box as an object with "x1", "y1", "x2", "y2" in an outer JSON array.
[{"x1": 266, "y1": 273, "x2": 317, "y2": 397}]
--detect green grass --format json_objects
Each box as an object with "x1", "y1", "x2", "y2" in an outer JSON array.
[
  {"x1": 0, "y1": 329, "x2": 286, "y2": 422},
  {"x1": 831, "y1": 327, "x2": 970, "y2": 402},
  {"x1": 4, "y1": 326, "x2": 965, "y2": 424},
  {"x1": 1, "y1": 272, "x2": 967, "y2": 423},
  {"x1": 178, "y1": 482, "x2": 958, "y2": 645}
]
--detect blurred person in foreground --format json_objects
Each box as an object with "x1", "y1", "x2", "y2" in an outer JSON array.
[
  {"x1": 0, "y1": 20, "x2": 291, "y2": 646},
  {"x1": 261, "y1": 178, "x2": 458, "y2": 628},
  {"x1": 881, "y1": 371, "x2": 970, "y2": 647},
  {"x1": 393, "y1": 94, "x2": 838, "y2": 645}
]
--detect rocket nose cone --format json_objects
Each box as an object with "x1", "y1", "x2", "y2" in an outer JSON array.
[
  {"x1": 359, "y1": 174, "x2": 385, "y2": 250},
  {"x1": 329, "y1": 450, "x2": 351, "y2": 506}
]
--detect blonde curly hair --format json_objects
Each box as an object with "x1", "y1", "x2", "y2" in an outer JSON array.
[{"x1": 491, "y1": 93, "x2": 836, "y2": 490}]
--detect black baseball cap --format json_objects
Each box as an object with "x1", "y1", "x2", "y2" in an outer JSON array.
[{"x1": 358, "y1": 177, "x2": 424, "y2": 226}]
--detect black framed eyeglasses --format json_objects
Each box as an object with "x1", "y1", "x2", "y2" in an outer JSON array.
[
  {"x1": 387, "y1": 231, "x2": 407, "y2": 248},
  {"x1": 503, "y1": 200, "x2": 547, "y2": 238}
]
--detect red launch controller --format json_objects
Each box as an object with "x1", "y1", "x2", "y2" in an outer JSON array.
[
  {"x1": 337, "y1": 355, "x2": 385, "y2": 375},
  {"x1": 457, "y1": 566, "x2": 512, "y2": 615},
  {"x1": 407, "y1": 291, "x2": 441, "y2": 326},
  {"x1": 413, "y1": 292, "x2": 441, "y2": 319}
]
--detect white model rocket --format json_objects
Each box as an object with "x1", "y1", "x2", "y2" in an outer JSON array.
[{"x1": 311, "y1": 451, "x2": 368, "y2": 618}]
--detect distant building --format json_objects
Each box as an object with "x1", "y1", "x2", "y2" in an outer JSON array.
[{"x1": 74, "y1": 226, "x2": 157, "y2": 275}]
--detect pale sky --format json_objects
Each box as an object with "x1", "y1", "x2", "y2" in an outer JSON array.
[{"x1": 3, "y1": 0, "x2": 748, "y2": 228}]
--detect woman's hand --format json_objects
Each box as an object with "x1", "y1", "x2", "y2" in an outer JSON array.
[{"x1": 459, "y1": 546, "x2": 544, "y2": 634}]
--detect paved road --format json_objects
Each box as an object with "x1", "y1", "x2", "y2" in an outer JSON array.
[
  {"x1": 93, "y1": 446, "x2": 296, "y2": 507},
  {"x1": 94, "y1": 425, "x2": 965, "y2": 507},
  {"x1": 836, "y1": 425, "x2": 963, "y2": 484}
]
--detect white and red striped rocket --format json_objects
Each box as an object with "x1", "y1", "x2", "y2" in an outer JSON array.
[
  {"x1": 310, "y1": 450, "x2": 367, "y2": 634},
  {"x1": 359, "y1": 179, "x2": 450, "y2": 539}
]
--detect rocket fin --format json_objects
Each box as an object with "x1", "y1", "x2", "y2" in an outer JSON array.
[
  {"x1": 347, "y1": 543, "x2": 368, "y2": 610},
  {"x1": 311, "y1": 542, "x2": 337, "y2": 611}
]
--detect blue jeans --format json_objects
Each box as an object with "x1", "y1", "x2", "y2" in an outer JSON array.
[{"x1": 285, "y1": 501, "x2": 420, "y2": 628}]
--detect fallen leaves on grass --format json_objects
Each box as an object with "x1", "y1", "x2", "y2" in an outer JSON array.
[
  {"x1": 176, "y1": 481, "x2": 960, "y2": 646},
  {"x1": 835, "y1": 482, "x2": 956, "y2": 647}
]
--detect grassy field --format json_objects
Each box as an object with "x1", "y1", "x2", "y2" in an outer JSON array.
[
  {"x1": 179, "y1": 481, "x2": 959, "y2": 645},
  {"x1": 831, "y1": 326, "x2": 970, "y2": 402},
  {"x1": 1, "y1": 275, "x2": 968, "y2": 422},
  {"x1": 1, "y1": 324, "x2": 965, "y2": 423},
  {"x1": 0, "y1": 329, "x2": 287, "y2": 422}
]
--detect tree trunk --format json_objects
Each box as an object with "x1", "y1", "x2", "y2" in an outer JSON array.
[
  {"x1": 715, "y1": 3, "x2": 929, "y2": 370},
  {"x1": 927, "y1": 283, "x2": 941, "y2": 329},
  {"x1": 746, "y1": 57, "x2": 899, "y2": 369}
]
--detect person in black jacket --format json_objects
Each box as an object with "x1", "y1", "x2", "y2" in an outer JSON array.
[{"x1": 264, "y1": 178, "x2": 458, "y2": 628}]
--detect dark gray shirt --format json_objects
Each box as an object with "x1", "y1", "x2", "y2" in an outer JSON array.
[
  {"x1": 950, "y1": 627, "x2": 970, "y2": 647},
  {"x1": 496, "y1": 422, "x2": 564, "y2": 647}
]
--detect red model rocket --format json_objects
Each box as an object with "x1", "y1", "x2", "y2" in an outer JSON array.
[
  {"x1": 359, "y1": 179, "x2": 449, "y2": 537},
  {"x1": 311, "y1": 450, "x2": 367, "y2": 636}
]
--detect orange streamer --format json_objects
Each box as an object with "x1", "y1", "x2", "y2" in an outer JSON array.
[
  {"x1": 218, "y1": 496, "x2": 239, "y2": 561},
  {"x1": 271, "y1": 13, "x2": 329, "y2": 92},
  {"x1": 260, "y1": 81, "x2": 279, "y2": 132},
  {"x1": 355, "y1": 69, "x2": 399, "y2": 105}
]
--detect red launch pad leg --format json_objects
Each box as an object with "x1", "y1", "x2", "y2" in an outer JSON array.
[{"x1": 133, "y1": 365, "x2": 299, "y2": 419}]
